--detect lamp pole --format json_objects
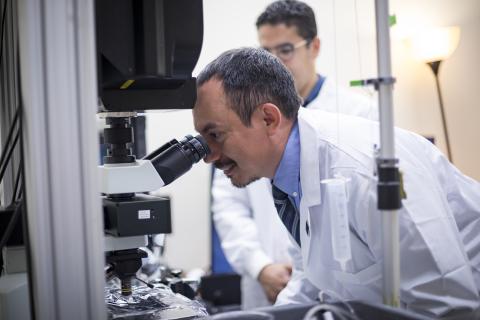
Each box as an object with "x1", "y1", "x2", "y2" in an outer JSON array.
[{"x1": 427, "y1": 60, "x2": 453, "y2": 162}]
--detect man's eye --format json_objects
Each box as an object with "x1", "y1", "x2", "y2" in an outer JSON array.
[
  {"x1": 210, "y1": 132, "x2": 222, "y2": 140},
  {"x1": 278, "y1": 47, "x2": 293, "y2": 55}
]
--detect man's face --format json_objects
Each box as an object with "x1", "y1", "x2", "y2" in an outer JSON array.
[
  {"x1": 258, "y1": 23, "x2": 319, "y2": 97},
  {"x1": 193, "y1": 79, "x2": 273, "y2": 187}
]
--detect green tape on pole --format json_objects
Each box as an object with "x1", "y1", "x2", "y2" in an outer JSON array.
[
  {"x1": 389, "y1": 15, "x2": 397, "y2": 27},
  {"x1": 350, "y1": 80, "x2": 363, "y2": 87}
]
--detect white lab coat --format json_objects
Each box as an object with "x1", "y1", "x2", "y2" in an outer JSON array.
[
  {"x1": 212, "y1": 174, "x2": 291, "y2": 309},
  {"x1": 312, "y1": 77, "x2": 378, "y2": 120},
  {"x1": 276, "y1": 108, "x2": 480, "y2": 317},
  {"x1": 212, "y1": 78, "x2": 377, "y2": 309}
]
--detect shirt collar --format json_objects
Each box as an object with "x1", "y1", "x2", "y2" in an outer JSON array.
[
  {"x1": 303, "y1": 74, "x2": 325, "y2": 107},
  {"x1": 273, "y1": 121, "x2": 301, "y2": 197}
]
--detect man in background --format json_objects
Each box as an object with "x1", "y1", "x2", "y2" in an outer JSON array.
[{"x1": 211, "y1": 0, "x2": 376, "y2": 309}]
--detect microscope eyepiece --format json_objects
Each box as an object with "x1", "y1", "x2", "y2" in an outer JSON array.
[
  {"x1": 145, "y1": 134, "x2": 210, "y2": 186},
  {"x1": 180, "y1": 135, "x2": 210, "y2": 163}
]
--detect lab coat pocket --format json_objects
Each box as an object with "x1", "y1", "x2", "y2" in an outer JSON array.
[
  {"x1": 333, "y1": 262, "x2": 382, "y2": 301},
  {"x1": 301, "y1": 204, "x2": 320, "y2": 266},
  {"x1": 303, "y1": 204, "x2": 341, "y2": 292}
]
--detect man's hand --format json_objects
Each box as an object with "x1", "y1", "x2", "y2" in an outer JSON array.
[{"x1": 258, "y1": 263, "x2": 292, "y2": 303}]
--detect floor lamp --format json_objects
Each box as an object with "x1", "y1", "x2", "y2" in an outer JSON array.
[{"x1": 410, "y1": 27, "x2": 460, "y2": 163}]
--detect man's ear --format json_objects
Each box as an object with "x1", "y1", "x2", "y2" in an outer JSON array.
[
  {"x1": 259, "y1": 103, "x2": 282, "y2": 135},
  {"x1": 311, "y1": 37, "x2": 320, "y2": 58}
]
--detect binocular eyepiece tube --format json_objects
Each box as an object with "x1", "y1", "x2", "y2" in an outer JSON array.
[{"x1": 144, "y1": 135, "x2": 210, "y2": 186}]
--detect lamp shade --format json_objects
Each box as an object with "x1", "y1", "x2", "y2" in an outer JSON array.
[{"x1": 410, "y1": 26, "x2": 460, "y2": 62}]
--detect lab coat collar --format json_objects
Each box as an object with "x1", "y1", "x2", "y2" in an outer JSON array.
[
  {"x1": 298, "y1": 108, "x2": 321, "y2": 207},
  {"x1": 303, "y1": 74, "x2": 326, "y2": 107}
]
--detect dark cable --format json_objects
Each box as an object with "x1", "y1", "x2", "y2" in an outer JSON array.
[
  {"x1": 0, "y1": 0, "x2": 9, "y2": 69},
  {"x1": 135, "y1": 276, "x2": 154, "y2": 289},
  {"x1": 0, "y1": 0, "x2": 18, "y2": 208},
  {"x1": 15, "y1": 173, "x2": 22, "y2": 201},
  {"x1": 11, "y1": 160, "x2": 22, "y2": 204},
  {"x1": 303, "y1": 304, "x2": 359, "y2": 320},
  {"x1": 0, "y1": 128, "x2": 19, "y2": 181},
  {"x1": 0, "y1": 107, "x2": 19, "y2": 170}
]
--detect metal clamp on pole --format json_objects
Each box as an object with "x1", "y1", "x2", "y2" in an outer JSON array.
[
  {"x1": 350, "y1": 77, "x2": 396, "y2": 91},
  {"x1": 376, "y1": 158, "x2": 402, "y2": 210}
]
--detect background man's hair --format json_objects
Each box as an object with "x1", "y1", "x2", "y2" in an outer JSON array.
[
  {"x1": 196, "y1": 48, "x2": 301, "y2": 126},
  {"x1": 256, "y1": 0, "x2": 317, "y2": 41}
]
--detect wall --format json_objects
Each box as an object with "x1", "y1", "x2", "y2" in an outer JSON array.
[
  {"x1": 146, "y1": 0, "x2": 480, "y2": 272},
  {"x1": 390, "y1": 0, "x2": 480, "y2": 179}
]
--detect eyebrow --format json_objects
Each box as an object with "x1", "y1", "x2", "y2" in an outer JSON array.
[
  {"x1": 200, "y1": 122, "x2": 218, "y2": 134},
  {"x1": 263, "y1": 42, "x2": 291, "y2": 50}
]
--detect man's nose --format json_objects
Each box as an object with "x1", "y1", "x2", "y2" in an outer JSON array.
[{"x1": 203, "y1": 142, "x2": 221, "y2": 164}]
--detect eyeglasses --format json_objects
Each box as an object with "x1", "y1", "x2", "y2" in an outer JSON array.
[{"x1": 261, "y1": 39, "x2": 311, "y2": 61}]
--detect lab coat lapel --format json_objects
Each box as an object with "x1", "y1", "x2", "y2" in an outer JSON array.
[
  {"x1": 298, "y1": 109, "x2": 322, "y2": 262},
  {"x1": 298, "y1": 109, "x2": 321, "y2": 207}
]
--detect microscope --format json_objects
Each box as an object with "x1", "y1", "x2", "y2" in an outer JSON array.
[{"x1": 95, "y1": 0, "x2": 205, "y2": 297}]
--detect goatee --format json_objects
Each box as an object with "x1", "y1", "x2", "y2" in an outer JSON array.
[{"x1": 230, "y1": 176, "x2": 261, "y2": 188}]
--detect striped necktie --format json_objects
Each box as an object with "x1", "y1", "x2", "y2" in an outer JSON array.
[{"x1": 272, "y1": 184, "x2": 301, "y2": 247}]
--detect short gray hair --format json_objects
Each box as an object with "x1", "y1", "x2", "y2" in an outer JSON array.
[{"x1": 196, "y1": 47, "x2": 301, "y2": 126}]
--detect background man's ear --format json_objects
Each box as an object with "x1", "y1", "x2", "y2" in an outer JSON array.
[{"x1": 311, "y1": 37, "x2": 320, "y2": 58}]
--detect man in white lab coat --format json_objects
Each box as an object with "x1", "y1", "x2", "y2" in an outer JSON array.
[
  {"x1": 211, "y1": 0, "x2": 376, "y2": 309},
  {"x1": 194, "y1": 47, "x2": 480, "y2": 317}
]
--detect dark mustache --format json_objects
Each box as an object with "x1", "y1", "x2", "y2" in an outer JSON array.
[{"x1": 214, "y1": 160, "x2": 235, "y2": 170}]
